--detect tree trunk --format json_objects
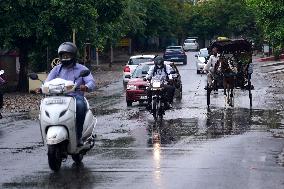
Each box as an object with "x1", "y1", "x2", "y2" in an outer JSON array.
[{"x1": 17, "y1": 47, "x2": 29, "y2": 92}]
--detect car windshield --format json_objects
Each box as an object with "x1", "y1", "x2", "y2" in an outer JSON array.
[
  {"x1": 199, "y1": 49, "x2": 209, "y2": 57},
  {"x1": 132, "y1": 65, "x2": 150, "y2": 78},
  {"x1": 166, "y1": 46, "x2": 182, "y2": 51},
  {"x1": 185, "y1": 39, "x2": 196, "y2": 43},
  {"x1": 129, "y1": 57, "x2": 153, "y2": 65}
]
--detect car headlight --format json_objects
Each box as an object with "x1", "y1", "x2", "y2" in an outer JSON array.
[{"x1": 127, "y1": 85, "x2": 137, "y2": 90}]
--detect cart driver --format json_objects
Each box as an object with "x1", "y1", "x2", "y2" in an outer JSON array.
[{"x1": 204, "y1": 47, "x2": 220, "y2": 88}]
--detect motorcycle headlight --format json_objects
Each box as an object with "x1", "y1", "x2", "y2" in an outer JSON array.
[
  {"x1": 127, "y1": 85, "x2": 137, "y2": 90},
  {"x1": 152, "y1": 81, "x2": 161, "y2": 88}
]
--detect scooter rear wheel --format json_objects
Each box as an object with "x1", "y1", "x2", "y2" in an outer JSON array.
[
  {"x1": 72, "y1": 154, "x2": 84, "y2": 164},
  {"x1": 48, "y1": 144, "x2": 62, "y2": 171}
]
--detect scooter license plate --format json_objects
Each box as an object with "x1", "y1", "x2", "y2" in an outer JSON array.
[
  {"x1": 140, "y1": 96, "x2": 147, "y2": 100},
  {"x1": 45, "y1": 98, "x2": 66, "y2": 105}
]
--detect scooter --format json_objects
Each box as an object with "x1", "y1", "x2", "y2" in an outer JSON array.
[{"x1": 29, "y1": 70, "x2": 97, "y2": 171}]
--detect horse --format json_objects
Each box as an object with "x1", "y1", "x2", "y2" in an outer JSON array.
[{"x1": 219, "y1": 57, "x2": 236, "y2": 106}]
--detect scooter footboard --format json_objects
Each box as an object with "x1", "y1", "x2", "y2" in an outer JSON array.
[{"x1": 46, "y1": 126, "x2": 68, "y2": 145}]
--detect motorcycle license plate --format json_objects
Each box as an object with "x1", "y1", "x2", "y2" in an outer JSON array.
[{"x1": 140, "y1": 96, "x2": 147, "y2": 100}]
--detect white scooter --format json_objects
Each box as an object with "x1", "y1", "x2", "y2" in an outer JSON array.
[{"x1": 29, "y1": 70, "x2": 97, "y2": 171}]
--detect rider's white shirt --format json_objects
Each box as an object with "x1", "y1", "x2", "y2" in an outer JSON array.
[
  {"x1": 204, "y1": 54, "x2": 220, "y2": 72},
  {"x1": 146, "y1": 64, "x2": 172, "y2": 80}
]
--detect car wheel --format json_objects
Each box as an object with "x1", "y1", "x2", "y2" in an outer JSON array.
[
  {"x1": 127, "y1": 101, "x2": 133, "y2": 107},
  {"x1": 183, "y1": 60, "x2": 187, "y2": 65},
  {"x1": 197, "y1": 70, "x2": 200, "y2": 74}
]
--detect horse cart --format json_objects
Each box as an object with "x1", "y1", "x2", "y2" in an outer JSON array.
[{"x1": 206, "y1": 39, "x2": 253, "y2": 107}]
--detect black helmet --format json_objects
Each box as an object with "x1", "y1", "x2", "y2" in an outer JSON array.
[
  {"x1": 58, "y1": 42, "x2": 77, "y2": 67},
  {"x1": 154, "y1": 56, "x2": 164, "y2": 67}
]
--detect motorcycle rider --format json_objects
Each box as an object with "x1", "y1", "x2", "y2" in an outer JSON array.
[
  {"x1": 45, "y1": 42, "x2": 95, "y2": 146},
  {"x1": 144, "y1": 56, "x2": 175, "y2": 110},
  {"x1": 204, "y1": 47, "x2": 220, "y2": 89}
]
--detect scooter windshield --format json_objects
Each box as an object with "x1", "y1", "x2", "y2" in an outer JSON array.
[{"x1": 42, "y1": 78, "x2": 76, "y2": 95}]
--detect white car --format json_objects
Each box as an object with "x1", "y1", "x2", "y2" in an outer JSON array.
[
  {"x1": 123, "y1": 55, "x2": 155, "y2": 87},
  {"x1": 195, "y1": 48, "x2": 209, "y2": 74},
  {"x1": 183, "y1": 38, "x2": 199, "y2": 51}
]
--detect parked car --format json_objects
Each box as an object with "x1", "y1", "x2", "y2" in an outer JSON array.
[
  {"x1": 163, "y1": 46, "x2": 187, "y2": 65},
  {"x1": 123, "y1": 55, "x2": 155, "y2": 87},
  {"x1": 126, "y1": 63, "x2": 153, "y2": 106},
  {"x1": 195, "y1": 48, "x2": 209, "y2": 74},
  {"x1": 183, "y1": 38, "x2": 199, "y2": 51}
]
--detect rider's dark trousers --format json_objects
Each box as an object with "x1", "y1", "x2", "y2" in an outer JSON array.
[
  {"x1": 75, "y1": 95, "x2": 87, "y2": 140},
  {"x1": 147, "y1": 85, "x2": 175, "y2": 105}
]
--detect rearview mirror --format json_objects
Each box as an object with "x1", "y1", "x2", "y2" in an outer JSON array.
[
  {"x1": 125, "y1": 75, "x2": 131, "y2": 79},
  {"x1": 79, "y1": 70, "x2": 90, "y2": 77},
  {"x1": 28, "y1": 73, "x2": 39, "y2": 80}
]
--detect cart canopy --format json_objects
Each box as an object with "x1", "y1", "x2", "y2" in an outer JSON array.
[{"x1": 208, "y1": 39, "x2": 252, "y2": 54}]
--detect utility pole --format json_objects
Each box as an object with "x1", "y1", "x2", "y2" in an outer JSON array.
[{"x1": 72, "y1": 29, "x2": 76, "y2": 45}]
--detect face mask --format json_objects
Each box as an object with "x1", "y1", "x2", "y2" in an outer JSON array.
[{"x1": 61, "y1": 58, "x2": 76, "y2": 67}]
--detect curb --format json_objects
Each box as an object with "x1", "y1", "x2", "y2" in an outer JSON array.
[{"x1": 256, "y1": 54, "x2": 284, "y2": 62}]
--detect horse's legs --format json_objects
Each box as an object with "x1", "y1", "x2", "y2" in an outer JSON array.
[{"x1": 223, "y1": 80, "x2": 227, "y2": 96}]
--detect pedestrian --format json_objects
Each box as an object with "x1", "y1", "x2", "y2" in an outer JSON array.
[
  {"x1": 0, "y1": 73, "x2": 5, "y2": 119},
  {"x1": 44, "y1": 42, "x2": 96, "y2": 146}
]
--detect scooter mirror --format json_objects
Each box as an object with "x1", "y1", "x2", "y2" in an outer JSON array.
[
  {"x1": 79, "y1": 70, "x2": 90, "y2": 78},
  {"x1": 28, "y1": 73, "x2": 39, "y2": 80}
]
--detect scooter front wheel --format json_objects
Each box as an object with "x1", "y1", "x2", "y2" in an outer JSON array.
[
  {"x1": 72, "y1": 153, "x2": 84, "y2": 164},
  {"x1": 48, "y1": 144, "x2": 62, "y2": 171}
]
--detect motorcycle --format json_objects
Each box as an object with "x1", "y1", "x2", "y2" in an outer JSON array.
[
  {"x1": 149, "y1": 75, "x2": 168, "y2": 121},
  {"x1": 29, "y1": 70, "x2": 97, "y2": 171}
]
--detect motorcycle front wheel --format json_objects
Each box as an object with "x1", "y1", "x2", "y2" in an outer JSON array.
[
  {"x1": 152, "y1": 98, "x2": 158, "y2": 120},
  {"x1": 48, "y1": 144, "x2": 62, "y2": 171}
]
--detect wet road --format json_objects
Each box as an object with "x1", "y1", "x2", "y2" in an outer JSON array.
[{"x1": 1, "y1": 52, "x2": 284, "y2": 189}]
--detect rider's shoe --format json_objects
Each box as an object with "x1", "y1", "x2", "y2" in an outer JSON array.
[{"x1": 77, "y1": 138, "x2": 84, "y2": 147}]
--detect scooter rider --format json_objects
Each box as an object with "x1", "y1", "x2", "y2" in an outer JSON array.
[
  {"x1": 204, "y1": 47, "x2": 220, "y2": 88},
  {"x1": 144, "y1": 56, "x2": 175, "y2": 110},
  {"x1": 45, "y1": 42, "x2": 95, "y2": 146}
]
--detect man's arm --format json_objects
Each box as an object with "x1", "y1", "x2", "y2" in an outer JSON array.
[
  {"x1": 46, "y1": 66, "x2": 59, "y2": 82},
  {"x1": 204, "y1": 56, "x2": 212, "y2": 72},
  {"x1": 83, "y1": 73, "x2": 96, "y2": 92},
  {"x1": 166, "y1": 65, "x2": 173, "y2": 79},
  {"x1": 146, "y1": 66, "x2": 154, "y2": 80}
]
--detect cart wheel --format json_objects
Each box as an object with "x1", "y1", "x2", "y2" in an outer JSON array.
[
  {"x1": 207, "y1": 84, "x2": 211, "y2": 107},
  {"x1": 248, "y1": 79, "x2": 252, "y2": 108}
]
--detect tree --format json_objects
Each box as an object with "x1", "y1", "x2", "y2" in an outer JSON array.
[
  {"x1": 184, "y1": 0, "x2": 258, "y2": 41},
  {"x1": 247, "y1": 0, "x2": 284, "y2": 56},
  {"x1": 0, "y1": 0, "x2": 98, "y2": 91}
]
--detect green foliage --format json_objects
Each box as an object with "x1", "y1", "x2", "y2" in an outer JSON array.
[
  {"x1": 247, "y1": 0, "x2": 284, "y2": 51},
  {"x1": 184, "y1": 0, "x2": 258, "y2": 40}
]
